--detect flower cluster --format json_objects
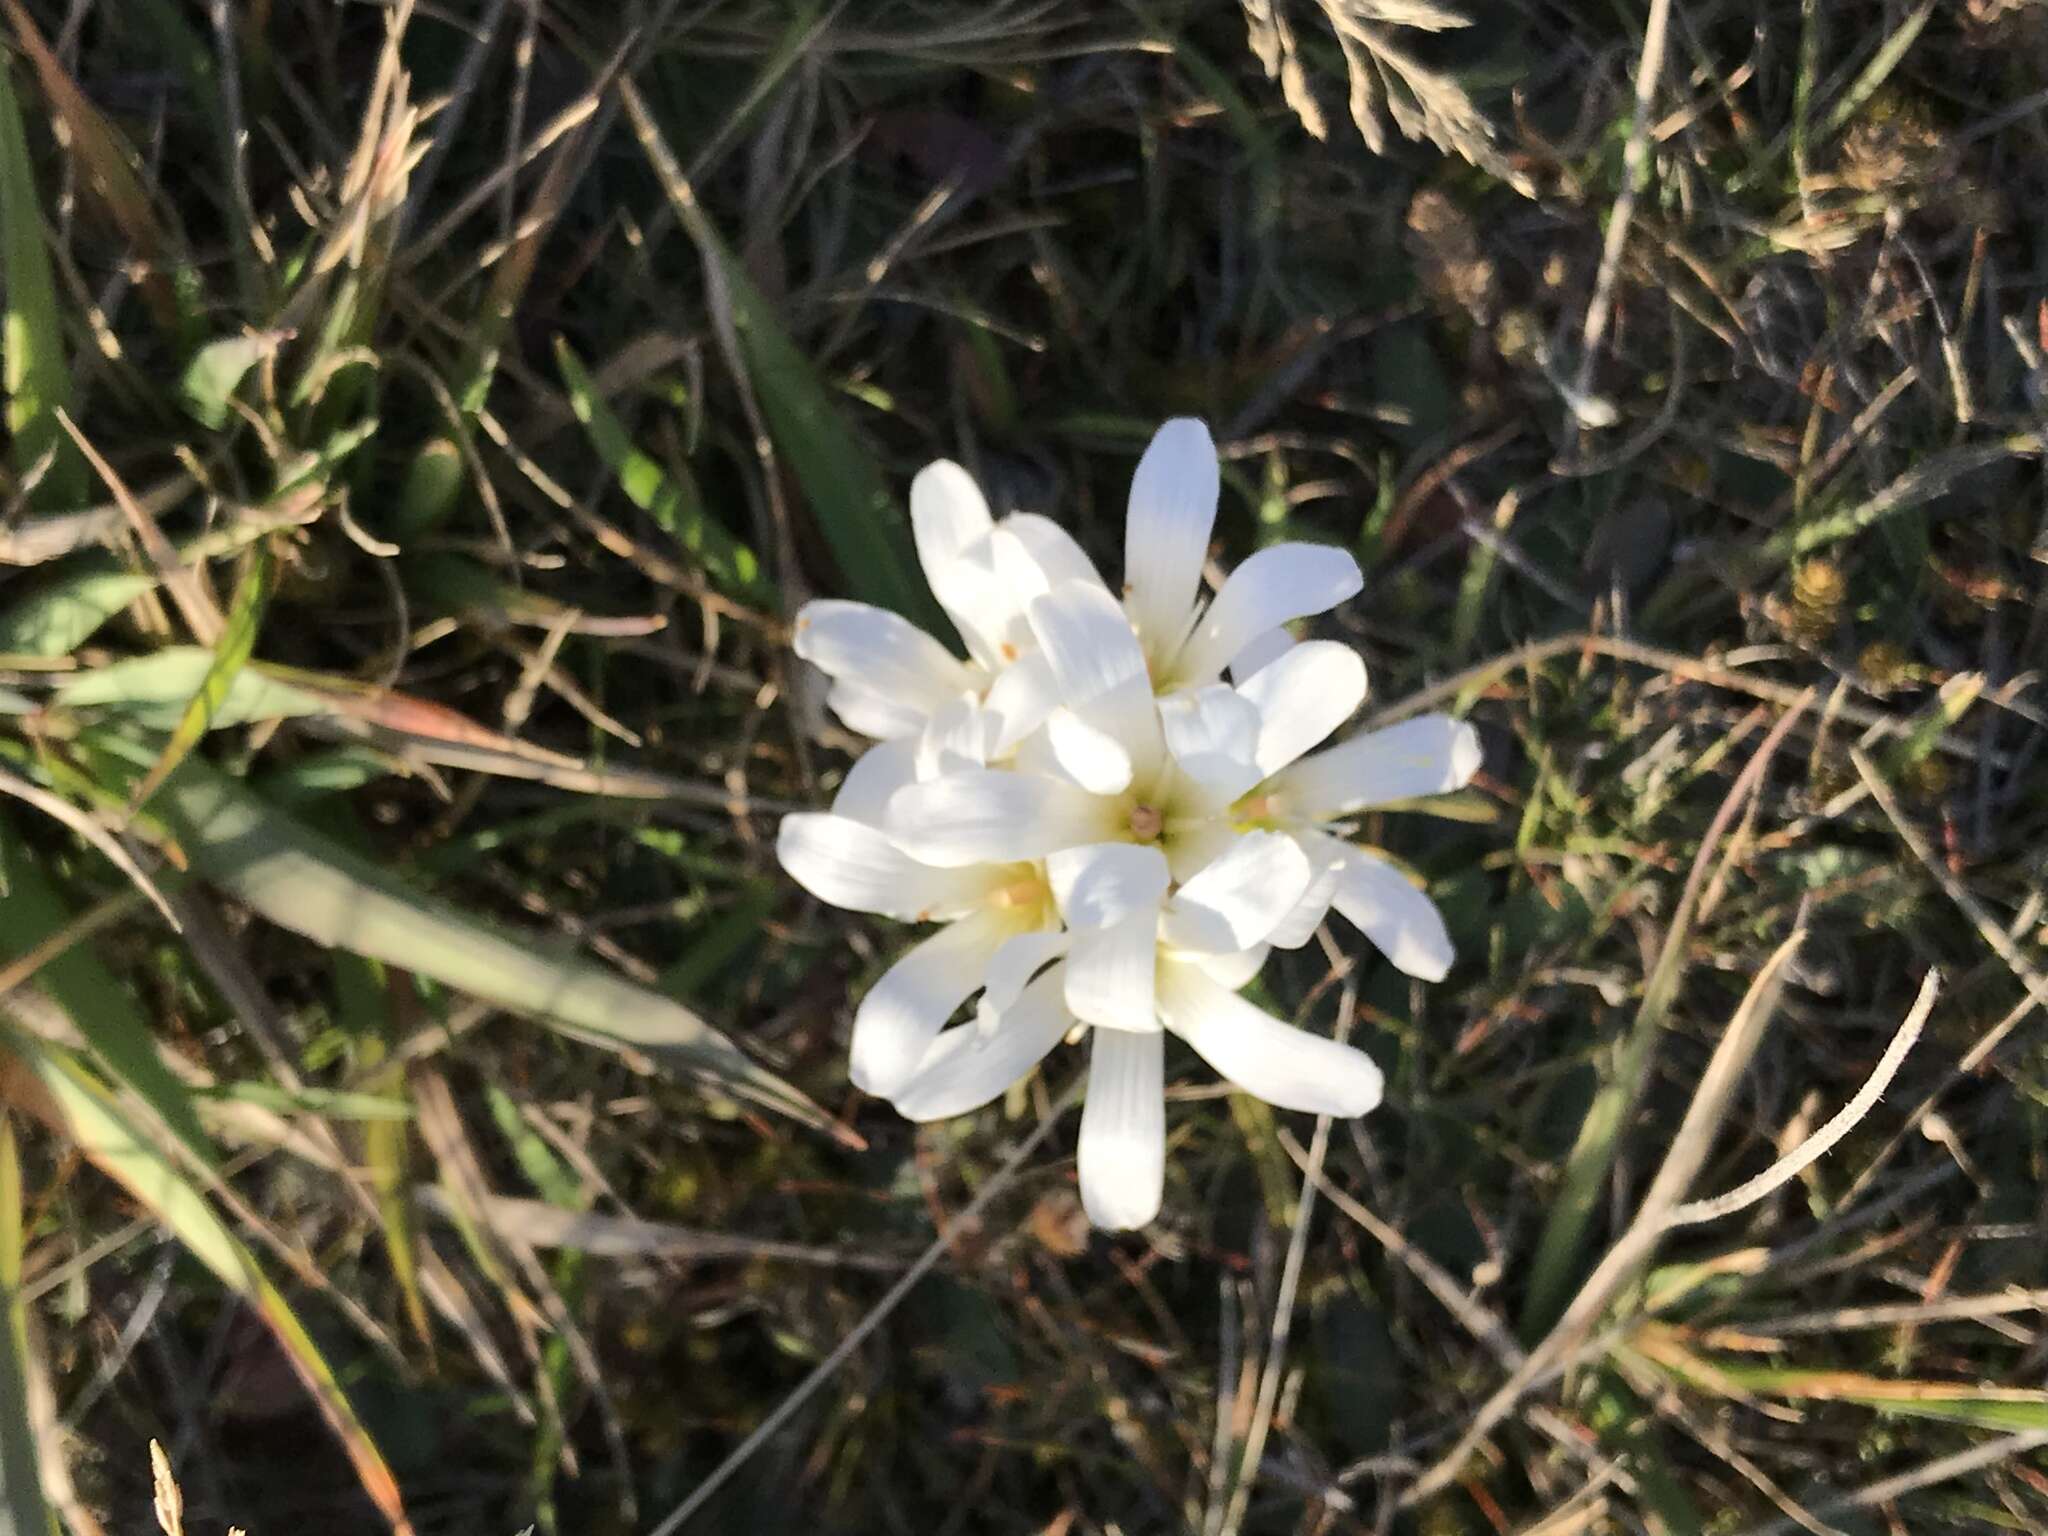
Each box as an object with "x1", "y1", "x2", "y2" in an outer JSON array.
[{"x1": 778, "y1": 420, "x2": 1479, "y2": 1229}]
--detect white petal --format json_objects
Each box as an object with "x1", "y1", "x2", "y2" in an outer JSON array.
[
  {"x1": 1275, "y1": 715, "x2": 1483, "y2": 818},
  {"x1": 1261, "y1": 831, "x2": 1344, "y2": 950},
  {"x1": 983, "y1": 650, "x2": 1061, "y2": 757},
  {"x1": 1161, "y1": 830, "x2": 1312, "y2": 952},
  {"x1": 1065, "y1": 911, "x2": 1160, "y2": 1033},
  {"x1": 1046, "y1": 842, "x2": 1170, "y2": 929},
  {"x1": 1228, "y1": 626, "x2": 1294, "y2": 682},
  {"x1": 777, "y1": 813, "x2": 996, "y2": 920},
  {"x1": 916, "y1": 693, "x2": 993, "y2": 779},
  {"x1": 850, "y1": 908, "x2": 1012, "y2": 1096},
  {"x1": 997, "y1": 514, "x2": 1108, "y2": 598},
  {"x1": 910, "y1": 460, "x2": 995, "y2": 580},
  {"x1": 1157, "y1": 959, "x2": 1383, "y2": 1116},
  {"x1": 1330, "y1": 847, "x2": 1455, "y2": 981},
  {"x1": 1157, "y1": 684, "x2": 1263, "y2": 806},
  {"x1": 1078, "y1": 1027, "x2": 1165, "y2": 1230},
  {"x1": 1167, "y1": 544, "x2": 1363, "y2": 686},
  {"x1": 1123, "y1": 418, "x2": 1218, "y2": 664},
  {"x1": 911, "y1": 461, "x2": 1008, "y2": 669},
  {"x1": 979, "y1": 929, "x2": 1070, "y2": 1020},
  {"x1": 1027, "y1": 580, "x2": 1150, "y2": 708},
  {"x1": 1164, "y1": 815, "x2": 1239, "y2": 883},
  {"x1": 825, "y1": 679, "x2": 928, "y2": 741},
  {"x1": 891, "y1": 970, "x2": 1072, "y2": 1121},
  {"x1": 887, "y1": 769, "x2": 1115, "y2": 867},
  {"x1": 1237, "y1": 641, "x2": 1368, "y2": 778},
  {"x1": 1047, "y1": 706, "x2": 1133, "y2": 794},
  {"x1": 831, "y1": 738, "x2": 920, "y2": 826},
  {"x1": 794, "y1": 600, "x2": 975, "y2": 708}
]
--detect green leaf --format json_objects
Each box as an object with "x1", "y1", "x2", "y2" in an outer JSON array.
[
  {"x1": 78, "y1": 744, "x2": 841, "y2": 1137},
  {"x1": 54, "y1": 646, "x2": 327, "y2": 729},
  {"x1": 554, "y1": 337, "x2": 767, "y2": 598},
  {"x1": 0, "y1": 52, "x2": 81, "y2": 505},
  {"x1": 0, "y1": 817, "x2": 216, "y2": 1167},
  {"x1": 129, "y1": 544, "x2": 273, "y2": 810},
  {"x1": 0, "y1": 1113, "x2": 52, "y2": 1536},
  {"x1": 179, "y1": 331, "x2": 281, "y2": 429},
  {"x1": 0, "y1": 565, "x2": 157, "y2": 657},
  {"x1": 1, "y1": 1030, "x2": 411, "y2": 1532}
]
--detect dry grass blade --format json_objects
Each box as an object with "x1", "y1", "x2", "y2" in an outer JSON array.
[
  {"x1": 57, "y1": 411, "x2": 222, "y2": 644},
  {"x1": 0, "y1": 764, "x2": 180, "y2": 932},
  {"x1": 1404, "y1": 929, "x2": 1809, "y2": 1506}
]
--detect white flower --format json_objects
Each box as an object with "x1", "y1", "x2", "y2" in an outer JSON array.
[
  {"x1": 791, "y1": 460, "x2": 1098, "y2": 753},
  {"x1": 776, "y1": 737, "x2": 1060, "y2": 1097},
  {"x1": 890, "y1": 835, "x2": 1385, "y2": 1229}
]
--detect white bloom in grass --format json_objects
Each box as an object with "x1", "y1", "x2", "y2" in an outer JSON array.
[
  {"x1": 891, "y1": 831, "x2": 1384, "y2": 1228},
  {"x1": 792, "y1": 460, "x2": 1099, "y2": 752}
]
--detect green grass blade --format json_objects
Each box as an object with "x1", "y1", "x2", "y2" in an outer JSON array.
[
  {"x1": 0, "y1": 52, "x2": 81, "y2": 506},
  {"x1": 81, "y1": 747, "x2": 841, "y2": 1137},
  {"x1": 3, "y1": 1031, "x2": 413, "y2": 1534},
  {"x1": 619, "y1": 84, "x2": 940, "y2": 629},
  {"x1": 0, "y1": 565, "x2": 157, "y2": 657},
  {"x1": 0, "y1": 817, "x2": 216, "y2": 1167},
  {"x1": 179, "y1": 332, "x2": 281, "y2": 429},
  {"x1": 554, "y1": 337, "x2": 768, "y2": 599},
  {"x1": 54, "y1": 646, "x2": 327, "y2": 729},
  {"x1": 129, "y1": 543, "x2": 273, "y2": 810},
  {"x1": 0, "y1": 1112, "x2": 52, "y2": 1536}
]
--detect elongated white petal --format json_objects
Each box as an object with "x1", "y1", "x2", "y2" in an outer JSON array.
[
  {"x1": 826, "y1": 679, "x2": 928, "y2": 741},
  {"x1": 794, "y1": 600, "x2": 975, "y2": 707},
  {"x1": 997, "y1": 514, "x2": 1107, "y2": 598},
  {"x1": 1168, "y1": 544, "x2": 1363, "y2": 686},
  {"x1": 1261, "y1": 831, "x2": 1344, "y2": 949},
  {"x1": 1164, "y1": 815, "x2": 1239, "y2": 883},
  {"x1": 1157, "y1": 684, "x2": 1263, "y2": 805},
  {"x1": 983, "y1": 650, "x2": 1062, "y2": 757},
  {"x1": 1274, "y1": 714, "x2": 1483, "y2": 818},
  {"x1": 888, "y1": 768, "x2": 1116, "y2": 866},
  {"x1": 1330, "y1": 848, "x2": 1455, "y2": 981},
  {"x1": 911, "y1": 461, "x2": 1008, "y2": 669},
  {"x1": 1047, "y1": 706, "x2": 1133, "y2": 794},
  {"x1": 1065, "y1": 911, "x2": 1160, "y2": 1033},
  {"x1": 1161, "y1": 829, "x2": 1312, "y2": 952},
  {"x1": 892, "y1": 970, "x2": 1072, "y2": 1121},
  {"x1": 831, "y1": 738, "x2": 920, "y2": 826},
  {"x1": 980, "y1": 930, "x2": 1070, "y2": 1021},
  {"x1": 1046, "y1": 842, "x2": 1170, "y2": 929},
  {"x1": 1079, "y1": 1027, "x2": 1165, "y2": 1229},
  {"x1": 1027, "y1": 580, "x2": 1150, "y2": 707},
  {"x1": 850, "y1": 908, "x2": 1013, "y2": 1096},
  {"x1": 777, "y1": 813, "x2": 997, "y2": 920},
  {"x1": 916, "y1": 693, "x2": 994, "y2": 780},
  {"x1": 1157, "y1": 959, "x2": 1383, "y2": 1116},
  {"x1": 1228, "y1": 626, "x2": 1294, "y2": 682},
  {"x1": 1123, "y1": 418, "x2": 1218, "y2": 664},
  {"x1": 1238, "y1": 641, "x2": 1368, "y2": 778},
  {"x1": 910, "y1": 460, "x2": 996, "y2": 579}
]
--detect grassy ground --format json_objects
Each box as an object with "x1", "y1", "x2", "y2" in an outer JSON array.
[{"x1": 3, "y1": 0, "x2": 2048, "y2": 1531}]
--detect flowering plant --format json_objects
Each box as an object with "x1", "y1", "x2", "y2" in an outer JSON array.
[{"x1": 779, "y1": 420, "x2": 1478, "y2": 1228}]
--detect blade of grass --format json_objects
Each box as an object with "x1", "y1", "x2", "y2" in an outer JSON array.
[
  {"x1": 75, "y1": 743, "x2": 846, "y2": 1140},
  {"x1": 0, "y1": 1110, "x2": 51, "y2": 1536},
  {"x1": 0, "y1": 1031, "x2": 413, "y2": 1535},
  {"x1": 127, "y1": 543, "x2": 273, "y2": 813},
  {"x1": 0, "y1": 50, "x2": 82, "y2": 506},
  {"x1": 0, "y1": 822, "x2": 213, "y2": 1167},
  {"x1": 1519, "y1": 695, "x2": 1812, "y2": 1338},
  {"x1": 555, "y1": 337, "x2": 767, "y2": 598},
  {"x1": 617, "y1": 80, "x2": 940, "y2": 630},
  {"x1": 0, "y1": 0, "x2": 190, "y2": 338}
]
